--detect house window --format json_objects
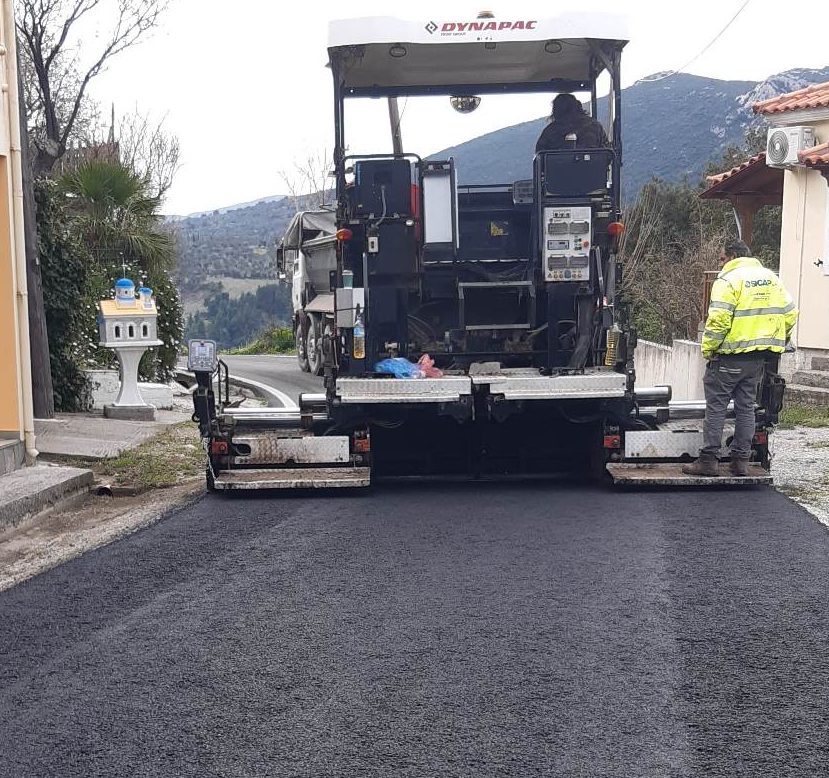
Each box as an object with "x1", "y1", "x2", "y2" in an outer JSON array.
[
  {"x1": 142, "y1": 324, "x2": 148, "y2": 337},
  {"x1": 114, "y1": 325, "x2": 121, "y2": 339},
  {"x1": 128, "y1": 324, "x2": 135, "y2": 338}
]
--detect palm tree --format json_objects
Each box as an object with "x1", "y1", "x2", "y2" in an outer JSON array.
[
  {"x1": 58, "y1": 159, "x2": 182, "y2": 381},
  {"x1": 58, "y1": 160, "x2": 175, "y2": 275}
]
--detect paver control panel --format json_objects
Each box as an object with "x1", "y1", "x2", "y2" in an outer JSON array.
[
  {"x1": 543, "y1": 206, "x2": 592, "y2": 283},
  {"x1": 188, "y1": 339, "x2": 218, "y2": 373}
]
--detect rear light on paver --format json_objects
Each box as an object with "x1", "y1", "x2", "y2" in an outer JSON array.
[
  {"x1": 210, "y1": 440, "x2": 229, "y2": 455},
  {"x1": 753, "y1": 431, "x2": 768, "y2": 446},
  {"x1": 353, "y1": 432, "x2": 371, "y2": 453},
  {"x1": 603, "y1": 434, "x2": 622, "y2": 449}
]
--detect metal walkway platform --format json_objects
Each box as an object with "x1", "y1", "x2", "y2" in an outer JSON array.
[
  {"x1": 213, "y1": 467, "x2": 371, "y2": 490},
  {"x1": 607, "y1": 462, "x2": 773, "y2": 487}
]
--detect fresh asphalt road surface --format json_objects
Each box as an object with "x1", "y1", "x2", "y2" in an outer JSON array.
[
  {"x1": 221, "y1": 354, "x2": 322, "y2": 407},
  {"x1": 1, "y1": 482, "x2": 828, "y2": 776}
]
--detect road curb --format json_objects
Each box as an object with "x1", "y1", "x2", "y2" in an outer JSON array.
[
  {"x1": 175, "y1": 369, "x2": 298, "y2": 409},
  {"x1": 0, "y1": 465, "x2": 94, "y2": 530}
]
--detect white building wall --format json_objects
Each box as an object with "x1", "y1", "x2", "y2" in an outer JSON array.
[{"x1": 777, "y1": 117, "x2": 829, "y2": 352}]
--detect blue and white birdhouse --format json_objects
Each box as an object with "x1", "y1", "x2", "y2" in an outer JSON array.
[
  {"x1": 98, "y1": 278, "x2": 159, "y2": 346},
  {"x1": 97, "y1": 278, "x2": 163, "y2": 420}
]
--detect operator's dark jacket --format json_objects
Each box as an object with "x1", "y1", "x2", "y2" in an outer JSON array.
[{"x1": 535, "y1": 113, "x2": 610, "y2": 152}]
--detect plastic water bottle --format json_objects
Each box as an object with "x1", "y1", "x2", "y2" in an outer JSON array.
[{"x1": 353, "y1": 309, "x2": 365, "y2": 359}]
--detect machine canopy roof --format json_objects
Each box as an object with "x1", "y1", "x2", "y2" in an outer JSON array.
[{"x1": 328, "y1": 14, "x2": 629, "y2": 95}]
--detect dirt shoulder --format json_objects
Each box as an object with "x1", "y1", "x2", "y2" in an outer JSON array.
[
  {"x1": 0, "y1": 479, "x2": 203, "y2": 592},
  {"x1": 0, "y1": 421, "x2": 207, "y2": 592},
  {"x1": 0, "y1": 388, "x2": 267, "y2": 592}
]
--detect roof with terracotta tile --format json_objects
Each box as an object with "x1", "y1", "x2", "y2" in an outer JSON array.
[
  {"x1": 705, "y1": 152, "x2": 766, "y2": 185},
  {"x1": 753, "y1": 81, "x2": 829, "y2": 116},
  {"x1": 799, "y1": 141, "x2": 829, "y2": 167},
  {"x1": 700, "y1": 151, "x2": 783, "y2": 203}
]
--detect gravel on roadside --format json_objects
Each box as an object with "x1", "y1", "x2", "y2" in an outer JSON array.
[{"x1": 772, "y1": 426, "x2": 829, "y2": 528}]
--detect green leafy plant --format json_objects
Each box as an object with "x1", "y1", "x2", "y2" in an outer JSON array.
[
  {"x1": 58, "y1": 160, "x2": 183, "y2": 382},
  {"x1": 228, "y1": 326, "x2": 295, "y2": 355},
  {"x1": 35, "y1": 179, "x2": 93, "y2": 411}
]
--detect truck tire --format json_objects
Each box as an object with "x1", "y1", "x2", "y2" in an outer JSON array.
[
  {"x1": 296, "y1": 320, "x2": 310, "y2": 372},
  {"x1": 306, "y1": 314, "x2": 323, "y2": 376}
]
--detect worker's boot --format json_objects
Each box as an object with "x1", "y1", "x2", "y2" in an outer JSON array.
[
  {"x1": 681, "y1": 453, "x2": 720, "y2": 477},
  {"x1": 729, "y1": 457, "x2": 750, "y2": 477}
]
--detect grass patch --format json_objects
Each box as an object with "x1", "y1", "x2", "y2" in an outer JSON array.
[
  {"x1": 778, "y1": 481, "x2": 829, "y2": 501},
  {"x1": 777, "y1": 484, "x2": 820, "y2": 501},
  {"x1": 777, "y1": 405, "x2": 829, "y2": 429},
  {"x1": 99, "y1": 422, "x2": 203, "y2": 489},
  {"x1": 227, "y1": 325, "x2": 295, "y2": 355}
]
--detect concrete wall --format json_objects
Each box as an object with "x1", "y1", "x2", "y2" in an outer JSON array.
[
  {"x1": 635, "y1": 339, "x2": 706, "y2": 401},
  {"x1": 778, "y1": 117, "x2": 829, "y2": 352},
  {"x1": 0, "y1": 439, "x2": 24, "y2": 476},
  {"x1": 85, "y1": 370, "x2": 174, "y2": 410}
]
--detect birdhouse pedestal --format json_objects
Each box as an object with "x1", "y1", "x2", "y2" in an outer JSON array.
[{"x1": 98, "y1": 280, "x2": 163, "y2": 421}]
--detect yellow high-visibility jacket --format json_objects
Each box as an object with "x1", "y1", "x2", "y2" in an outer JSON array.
[{"x1": 701, "y1": 256, "x2": 798, "y2": 359}]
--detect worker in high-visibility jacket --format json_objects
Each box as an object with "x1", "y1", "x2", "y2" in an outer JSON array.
[{"x1": 683, "y1": 239, "x2": 798, "y2": 477}]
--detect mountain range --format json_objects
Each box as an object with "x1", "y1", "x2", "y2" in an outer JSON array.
[
  {"x1": 434, "y1": 67, "x2": 829, "y2": 193},
  {"x1": 172, "y1": 66, "x2": 829, "y2": 291}
]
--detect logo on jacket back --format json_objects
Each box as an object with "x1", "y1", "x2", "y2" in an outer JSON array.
[{"x1": 745, "y1": 279, "x2": 772, "y2": 288}]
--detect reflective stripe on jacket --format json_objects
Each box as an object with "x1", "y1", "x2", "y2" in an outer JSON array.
[{"x1": 701, "y1": 256, "x2": 798, "y2": 359}]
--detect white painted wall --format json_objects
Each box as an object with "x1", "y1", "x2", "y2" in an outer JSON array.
[
  {"x1": 777, "y1": 117, "x2": 829, "y2": 351},
  {"x1": 85, "y1": 370, "x2": 173, "y2": 410},
  {"x1": 635, "y1": 339, "x2": 706, "y2": 401}
]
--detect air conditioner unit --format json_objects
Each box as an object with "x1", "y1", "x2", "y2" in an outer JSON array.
[{"x1": 766, "y1": 126, "x2": 815, "y2": 168}]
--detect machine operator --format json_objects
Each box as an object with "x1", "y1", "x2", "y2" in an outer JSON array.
[{"x1": 535, "y1": 93, "x2": 609, "y2": 152}]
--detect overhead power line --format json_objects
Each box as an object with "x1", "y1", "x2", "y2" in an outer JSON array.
[{"x1": 639, "y1": 0, "x2": 753, "y2": 84}]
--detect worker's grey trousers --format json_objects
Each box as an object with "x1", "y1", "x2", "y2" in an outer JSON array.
[{"x1": 701, "y1": 356, "x2": 765, "y2": 460}]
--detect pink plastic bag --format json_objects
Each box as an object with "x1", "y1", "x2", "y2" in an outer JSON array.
[{"x1": 417, "y1": 353, "x2": 443, "y2": 378}]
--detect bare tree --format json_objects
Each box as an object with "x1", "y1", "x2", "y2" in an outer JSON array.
[
  {"x1": 116, "y1": 109, "x2": 181, "y2": 199},
  {"x1": 17, "y1": 0, "x2": 168, "y2": 176},
  {"x1": 19, "y1": 43, "x2": 101, "y2": 155},
  {"x1": 279, "y1": 150, "x2": 333, "y2": 212},
  {"x1": 620, "y1": 186, "x2": 727, "y2": 343}
]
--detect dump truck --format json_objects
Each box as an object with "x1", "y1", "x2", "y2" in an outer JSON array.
[
  {"x1": 188, "y1": 12, "x2": 782, "y2": 490},
  {"x1": 281, "y1": 209, "x2": 337, "y2": 376}
]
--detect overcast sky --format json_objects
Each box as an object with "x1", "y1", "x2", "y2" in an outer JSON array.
[{"x1": 84, "y1": 0, "x2": 828, "y2": 215}]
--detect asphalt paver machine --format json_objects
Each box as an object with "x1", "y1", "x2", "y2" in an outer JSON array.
[{"x1": 189, "y1": 13, "x2": 776, "y2": 489}]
